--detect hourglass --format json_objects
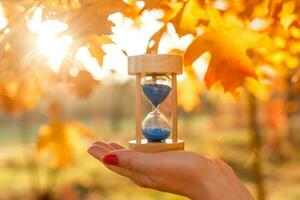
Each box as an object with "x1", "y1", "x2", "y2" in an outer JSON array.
[{"x1": 128, "y1": 54, "x2": 184, "y2": 152}]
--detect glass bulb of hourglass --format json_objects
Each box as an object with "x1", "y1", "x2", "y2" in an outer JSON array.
[
  {"x1": 142, "y1": 75, "x2": 171, "y2": 107},
  {"x1": 142, "y1": 110, "x2": 171, "y2": 142}
]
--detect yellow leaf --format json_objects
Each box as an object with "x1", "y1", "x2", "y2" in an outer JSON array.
[
  {"x1": 67, "y1": 71, "x2": 99, "y2": 98},
  {"x1": 290, "y1": 41, "x2": 300, "y2": 54},
  {"x1": 179, "y1": 0, "x2": 206, "y2": 35},
  {"x1": 0, "y1": 70, "x2": 43, "y2": 115},
  {"x1": 129, "y1": 0, "x2": 184, "y2": 24},
  {"x1": 86, "y1": 34, "x2": 113, "y2": 66},
  {"x1": 285, "y1": 55, "x2": 299, "y2": 69},
  {"x1": 266, "y1": 50, "x2": 288, "y2": 65},
  {"x1": 290, "y1": 26, "x2": 300, "y2": 39},
  {"x1": 42, "y1": 0, "x2": 129, "y2": 37},
  {"x1": 36, "y1": 102, "x2": 95, "y2": 168},
  {"x1": 184, "y1": 10, "x2": 267, "y2": 96},
  {"x1": 279, "y1": 1, "x2": 297, "y2": 31},
  {"x1": 178, "y1": 70, "x2": 201, "y2": 112},
  {"x1": 67, "y1": 120, "x2": 95, "y2": 138},
  {"x1": 246, "y1": 78, "x2": 270, "y2": 101},
  {"x1": 251, "y1": 0, "x2": 270, "y2": 18},
  {"x1": 161, "y1": 1, "x2": 184, "y2": 23},
  {"x1": 273, "y1": 36, "x2": 286, "y2": 48}
]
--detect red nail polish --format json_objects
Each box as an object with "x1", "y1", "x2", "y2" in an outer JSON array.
[{"x1": 103, "y1": 154, "x2": 119, "y2": 165}]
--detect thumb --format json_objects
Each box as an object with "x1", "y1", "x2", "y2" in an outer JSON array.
[{"x1": 103, "y1": 150, "x2": 157, "y2": 174}]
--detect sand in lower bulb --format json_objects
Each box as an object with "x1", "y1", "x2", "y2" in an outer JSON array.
[{"x1": 142, "y1": 127, "x2": 171, "y2": 142}]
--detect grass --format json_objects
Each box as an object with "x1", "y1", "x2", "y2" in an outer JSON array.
[{"x1": 0, "y1": 115, "x2": 300, "y2": 200}]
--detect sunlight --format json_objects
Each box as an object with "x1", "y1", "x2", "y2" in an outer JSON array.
[
  {"x1": 102, "y1": 10, "x2": 194, "y2": 82},
  {"x1": 108, "y1": 10, "x2": 163, "y2": 55},
  {"x1": 250, "y1": 18, "x2": 269, "y2": 31},
  {"x1": 26, "y1": 6, "x2": 193, "y2": 81},
  {"x1": 158, "y1": 23, "x2": 193, "y2": 53},
  {"x1": 28, "y1": 7, "x2": 73, "y2": 73},
  {"x1": 38, "y1": 36, "x2": 73, "y2": 73},
  {"x1": 192, "y1": 52, "x2": 210, "y2": 81},
  {"x1": 75, "y1": 47, "x2": 107, "y2": 80},
  {"x1": 0, "y1": 3, "x2": 7, "y2": 29},
  {"x1": 213, "y1": 0, "x2": 228, "y2": 11}
]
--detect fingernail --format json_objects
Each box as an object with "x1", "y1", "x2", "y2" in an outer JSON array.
[
  {"x1": 87, "y1": 146, "x2": 99, "y2": 159},
  {"x1": 103, "y1": 154, "x2": 119, "y2": 165}
]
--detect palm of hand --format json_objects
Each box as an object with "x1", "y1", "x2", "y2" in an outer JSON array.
[{"x1": 88, "y1": 141, "x2": 254, "y2": 200}]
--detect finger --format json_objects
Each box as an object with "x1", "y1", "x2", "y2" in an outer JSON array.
[
  {"x1": 87, "y1": 145, "x2": 110, "y2": 160},
  {"x1": 105, "y1": 150, "x2": 158, "y2": 174},
  {"x1": 88, "y1": 146, "x2": 155, "y2": 189},
  {"x1": 109, "y1": 142, "x2": 125, "y2": 150},
  {"x1": 93, "y1": 141, "x2": 114, "y2": 150}
]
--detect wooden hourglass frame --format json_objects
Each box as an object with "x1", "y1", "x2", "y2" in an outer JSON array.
[{"x1": 128, "y1": 54, "x2": 184, "y2": 153}]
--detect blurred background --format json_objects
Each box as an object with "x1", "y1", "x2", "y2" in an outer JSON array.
[
  {"x1": 1, "y1": 0, "x2": 300, "y2": 200},
  {"x1": 2, "y1": 80, "x2": 300, "y2": 200}
]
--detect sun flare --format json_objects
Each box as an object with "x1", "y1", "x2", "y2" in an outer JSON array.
[
  {"x1": 26, "y1": 6, "x2": 192, "y2": 81},
  {"x1": 28, "y1": 8, "x2": 73, "y2": 73},
  {"x1": 38, "y1": 36, "x2": 73, "y2": 73}
]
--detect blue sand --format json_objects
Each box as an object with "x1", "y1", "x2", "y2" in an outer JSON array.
[
  {"x1": 142, "y1": 84, "x2": 171, "y2": 107},
  {"x1": 142, "y1": 127, "x2": 171, "y2": 141}
]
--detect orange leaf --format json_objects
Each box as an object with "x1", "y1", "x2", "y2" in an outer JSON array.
[
  {"x1": 0, "y1": 70, "x2": 43, "y2": 115},
  {"x1": 184, "y1": 10, "x2": 269, "y2": 95},
  {"x1": 279, "y1": 1, "x2": 297, "y2": 31},
  {"x1": 36, "y1": 102, "x2": 95, "y2": 168},
  {"x1": 179, "y1": 0, "x2": 206, "y2": 35},
  {"x1": 67, "y1": 71, "x2": 99, "y2": 98},
  {"x1": 43, "y1": 0, "x2": 129, "y2": 38},
  {"x1": 178, "y1": 70, "x2": 201, "y2": 112},
  {"x1": 86, "y1": 34, "x2": 113, "y2": 66}
]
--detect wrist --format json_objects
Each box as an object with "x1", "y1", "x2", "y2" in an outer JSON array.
[
  {"x1": 184, "y1": 159, "x2": 254, "y2": 200},
  {"x1": 184, "y1": 160, "x2": 207, "y2": 200}
]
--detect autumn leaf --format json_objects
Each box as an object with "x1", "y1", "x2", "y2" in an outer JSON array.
[
  {"x1": 86, "y1": 34, "x2": 113, "y2": 66},
  {"x1": 178, "y1": 0, "x2": 206, "y2": 35},
  {"x1": 184, "y1": 10, "x2": 272, "y2": 96},
  {"x1": 178, "y1": 69, "x2": 201, "y2": 112},
  {"x1": 129, "y1": 0, "x2": 184, "y2": 23},
  {"x1": 39, "y1": 1, "x2": 120, "y2": 74},
  {"x1": 67, "y1": 71, "x2": 99, "y2": 98},
  {"x1": 0, "y1": 70, "x2": 43, "y2": 115},
  {"x1": 279, "y1": 1, "x2": 298, "y2": 31},
  {"x1": 159, "y1": 1, "x2": 184, "y2": 23},
  {"x1": 290, "y1": 26, "x2": 300, "y2": 39},
  {"x1": 146, "y1": 25, "x2": 167, "y2": 54},
  {"x1": 42, "y1": 0, "x2": 129, "y2": 38},
  {"x1": 264, "y1": 36, "x2": 300, "y2": 70},
  {"x1": 36, "y1": 102, "x2": 94, "y2": 168},
  {"x1": 1, "y1": 0, "x2": 300, "y2": 115},
  {"x1": 246, "y1": 78, "x2": 270, "y2": 101}
]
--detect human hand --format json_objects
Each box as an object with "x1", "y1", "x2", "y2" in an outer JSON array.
[{"x1": 87, "y1": 141, "x2": 254, "y2": 200}]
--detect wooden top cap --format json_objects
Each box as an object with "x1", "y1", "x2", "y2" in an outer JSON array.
[{"x1": 128, "y1": 54, "x2": 183, "y2": 75}]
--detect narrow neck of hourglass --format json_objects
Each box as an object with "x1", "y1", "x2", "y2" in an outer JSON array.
[{"x1": 152, "y1": 105, "x2": 159, "y2": 111}]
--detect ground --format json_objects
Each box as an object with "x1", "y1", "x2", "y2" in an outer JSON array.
[{"x1": 0, "y1": 115, "x2": 299, "y2": 200}]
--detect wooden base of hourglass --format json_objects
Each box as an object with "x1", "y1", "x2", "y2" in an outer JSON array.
[{"x1": 128, "y1": 139, "x2": 184, "y2": 153}]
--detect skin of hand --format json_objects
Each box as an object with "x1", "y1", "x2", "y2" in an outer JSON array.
[{"x1": 87, "y1": 141, "x2": 254, "y2": 200}]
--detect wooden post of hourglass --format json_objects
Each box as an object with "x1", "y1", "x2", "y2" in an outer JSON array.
[
  {"x1": 128, "y1": 54, "x2": 184, "y2": 153},
  {"x1": 136, "y1": 73, "x2": 142, "y2": 144},
  {"x1": 171, "y1": 73, "x2": 178, "y2": 143}
]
